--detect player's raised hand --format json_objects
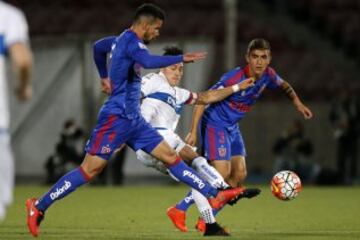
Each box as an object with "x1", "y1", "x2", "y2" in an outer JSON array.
[
  {"x1": 238, "y1": 77, "x2": 255, "y2": 90},
  {"x1": 185, "y1": 132, "x2": 197, "y2": 146},
  {"x1": 183, "y1": 52, "x2": 207, "y2": 63},
  {"x1": 296, "y1": 103, "x2": 313, "y2": 119},
  {"x1": 101, "y1": 78, "x2": 111, "y2": 95}
]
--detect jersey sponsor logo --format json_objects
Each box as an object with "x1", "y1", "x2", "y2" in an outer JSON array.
[
  {"x1": 167, "y1": 95, "x2": 176, "y2": 107},
  {"x1": 183, "y1": 170, "x2": 205, "y2": 189},
  {"x1": 200, "y1": 165, "x2": 219, "y2": 181},
  {"x1": 218, "y1": 146, "x2": 227, "y2": 158},
  {"x1": 229, "y1": 102, "x2": 252, "y2": 112},
  {"x1": 101, "y1": 145, "x2": 111, "y2": 154},
  {"x1": 138, "y1": 42, "x2": 148, "y2": 50},
  {"x1": 50, "y1": 180, "x2": 72, "y2": 200},
  {"x1": 147, "y1": 92, "x2": 184, "y2": 114}
]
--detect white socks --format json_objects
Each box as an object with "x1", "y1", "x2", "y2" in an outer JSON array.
[
  {"x1": 192, "y1": 189, "x2": 216, "y2": 224},
  {"x1": 191, "y1": 157, "x2": 229, "y2": 189}
]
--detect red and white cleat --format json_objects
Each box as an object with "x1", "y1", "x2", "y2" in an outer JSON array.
[
  {"x1": 209, "y1": 187, "x2": 245, "y2": 210},
  {"x1": 26, "y1": 198, "x2": 44, "y2": 238}
]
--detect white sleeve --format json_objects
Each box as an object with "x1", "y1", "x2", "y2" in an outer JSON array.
[
  {"x1": 176, "y1": 87, "x2": 197, "y2": 105},
  {"x1": 141, "y1": 73, "x2": 160, "y2": 97},
  {"x1": 4, "y1": 7, "x2": 29, "y2": 47}
]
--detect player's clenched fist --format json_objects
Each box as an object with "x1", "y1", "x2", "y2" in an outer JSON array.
[{"x1": 101, "y1": 78, "x2": 111, "y2": 95}]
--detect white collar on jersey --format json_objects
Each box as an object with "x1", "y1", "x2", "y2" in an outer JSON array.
[
  {"x1": 158, "y1": 71, "x2": 167, "y2": 81},
  {"x1": 158, "y1": 71, "x2": 176, "y2": 90}
]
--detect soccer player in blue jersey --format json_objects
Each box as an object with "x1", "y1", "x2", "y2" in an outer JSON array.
[
  {"x1": 172, "y1": 38, "x2": 314, "y2": 233},
  {"x1": 25, "y1": 4, "x2": 246, "y2": 237}
]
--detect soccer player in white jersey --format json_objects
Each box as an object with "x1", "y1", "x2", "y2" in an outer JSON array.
[
  {"x1": 0, "y1": 1, "x2": 33, "y2": 221},
  {"x1": 133, "y1": 46, "x2": 260, "y2": 236}
]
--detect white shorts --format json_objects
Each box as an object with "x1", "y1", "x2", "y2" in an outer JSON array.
[{"x1": 136, "y1": 129, "x2": 186, "y2": 174}]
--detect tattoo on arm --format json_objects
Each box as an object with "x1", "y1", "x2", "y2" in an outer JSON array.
[{"x1": 282, "y1": 81, "x2": 297, "y2": 100}]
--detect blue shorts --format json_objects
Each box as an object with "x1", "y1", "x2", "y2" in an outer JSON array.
[
  {"x1": 85, "y1": 113, "x2": 163, "y2": 160},
  {"x1": 200, "y1": 121, "x2": 246, "y2": 161}
]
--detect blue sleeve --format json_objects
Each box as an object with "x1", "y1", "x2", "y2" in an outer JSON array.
[
  {"x1": 93, "y1": 36, "x2": 116, "y2": 78},
  {"x1": 209, "y1": 78, "x2": 225, "y2": 90},
  {"x1": 266, "y1": 67, "x2": 284, "y2": 89},
  {"x1": 128, "y1": 40, "x2": 183, "y2": 69},
  {"x1": 209, "y1": 69, "x2": 238, "y2": 90}
]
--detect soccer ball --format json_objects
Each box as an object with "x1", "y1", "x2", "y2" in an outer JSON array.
[{"x1": 271, "y1": 170, "x2": 302, "y2": 201}]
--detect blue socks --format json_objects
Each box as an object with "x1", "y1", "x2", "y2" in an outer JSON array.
[
  {"x1": 175, "y1": 190, "x2": 194, "y2": 211},
  {"x1": 166, "y1": 158, "x2": 218, "y2": 198},
  {"x1": 36, "y1": 167, "x2": 90, "y2": 212}
]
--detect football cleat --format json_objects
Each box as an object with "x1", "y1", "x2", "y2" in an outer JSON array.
[
  {"x1": 195, "y1": 217, "x2": 206, "y2": 233},
  {"x1": 228, "y1": 188, "x2": 261, "y2": 206},
  {"x1": 26, "y1": 198, "x2": 44, "y2": 237},
  {"x1": 204, "y1": 222, "x2": 230, "y2": 236},
  {"x1": 166, "y1": 206, "x2": 188, "y2": 232},
  {"x1": 209, "y1": 187, "x2": 245, "y2": 210}
]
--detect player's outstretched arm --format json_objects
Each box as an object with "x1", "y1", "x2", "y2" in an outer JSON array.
[
  {"x1": 132, "y1": 51, "x2": 206, "y2": 69},
  {"x1": 185, "y1": 105, "x2": 206, "y2": 146},
  {"x1": 280, "y1": 80, "x2": 313, "y2": 119},
  {"x1": 194, "y1": 77, "x2": 254, "y2": 105},
  {"x1": 183, "y1": 52, "x2": 207, "y2": 63}
]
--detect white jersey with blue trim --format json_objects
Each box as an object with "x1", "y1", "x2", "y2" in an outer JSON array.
[
  {"x1": 141, "y1": 72, "x2": 194, "y2": 131},
  {"x1": 0, "y1": 1, "x2": 29, "y2": 129}
]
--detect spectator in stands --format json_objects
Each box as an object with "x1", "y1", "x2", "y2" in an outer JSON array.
[
  {"x1": 329, "y1": 87, "x2": 360, "y2": 184},
  {"x1": 45, "y1": 119, "x2": 84, "y2": 184},
  {"x1": 273, "y1": 120, "x2": 319, "y2": 183}
]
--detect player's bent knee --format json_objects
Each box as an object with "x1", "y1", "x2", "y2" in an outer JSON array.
[
  {"x1": 80, "y1": 154, "x2": 107, "y2": 179},
  {"x1": 161, "y1": 150, "x2": 178, "y2": 165},
  {"x1": 233, "y1": 168, "x2": 247, "y2": 183}
]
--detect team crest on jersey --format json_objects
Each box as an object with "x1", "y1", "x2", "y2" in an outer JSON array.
[
  {"x1": 138, "y1": 42, "x2": 148, "y2": 50},
  {"x1": 218, "y1": 146, "x2": 227, "y2": 157},
  {"x1": 101, "y1": 145, "x2": 111, "y2": 154}
]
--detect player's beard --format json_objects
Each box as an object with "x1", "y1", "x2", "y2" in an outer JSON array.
[{"x1": 143, "y1": 32, "x2": 153, "y2": 45}]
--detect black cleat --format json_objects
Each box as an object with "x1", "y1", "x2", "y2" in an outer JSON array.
[
  {"x1": 228, "y1": 188, "x2": 261, "y2": 206},
  {"x1": 204, "y1": 222, "x2": 230, "y2": 236}
]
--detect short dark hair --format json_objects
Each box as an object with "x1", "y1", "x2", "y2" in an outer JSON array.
[
  {"x1": 134, "y1": 3, "x2": 165, "y2": 22},
  {"x1": 247, "y1": 38, "x2": 271, "y2": 54},
  {"x1": 163, "y1": 46, "x2": 183, "y2": 56}
]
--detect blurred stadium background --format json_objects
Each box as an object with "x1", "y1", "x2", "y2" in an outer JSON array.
[{"x1": 4, "y1": 0, "x2": 360, "y2": 185}]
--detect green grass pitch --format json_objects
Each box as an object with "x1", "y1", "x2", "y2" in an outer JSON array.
[{"x1": 1, "y1": 185, "x2": 360, "y2": 239}]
